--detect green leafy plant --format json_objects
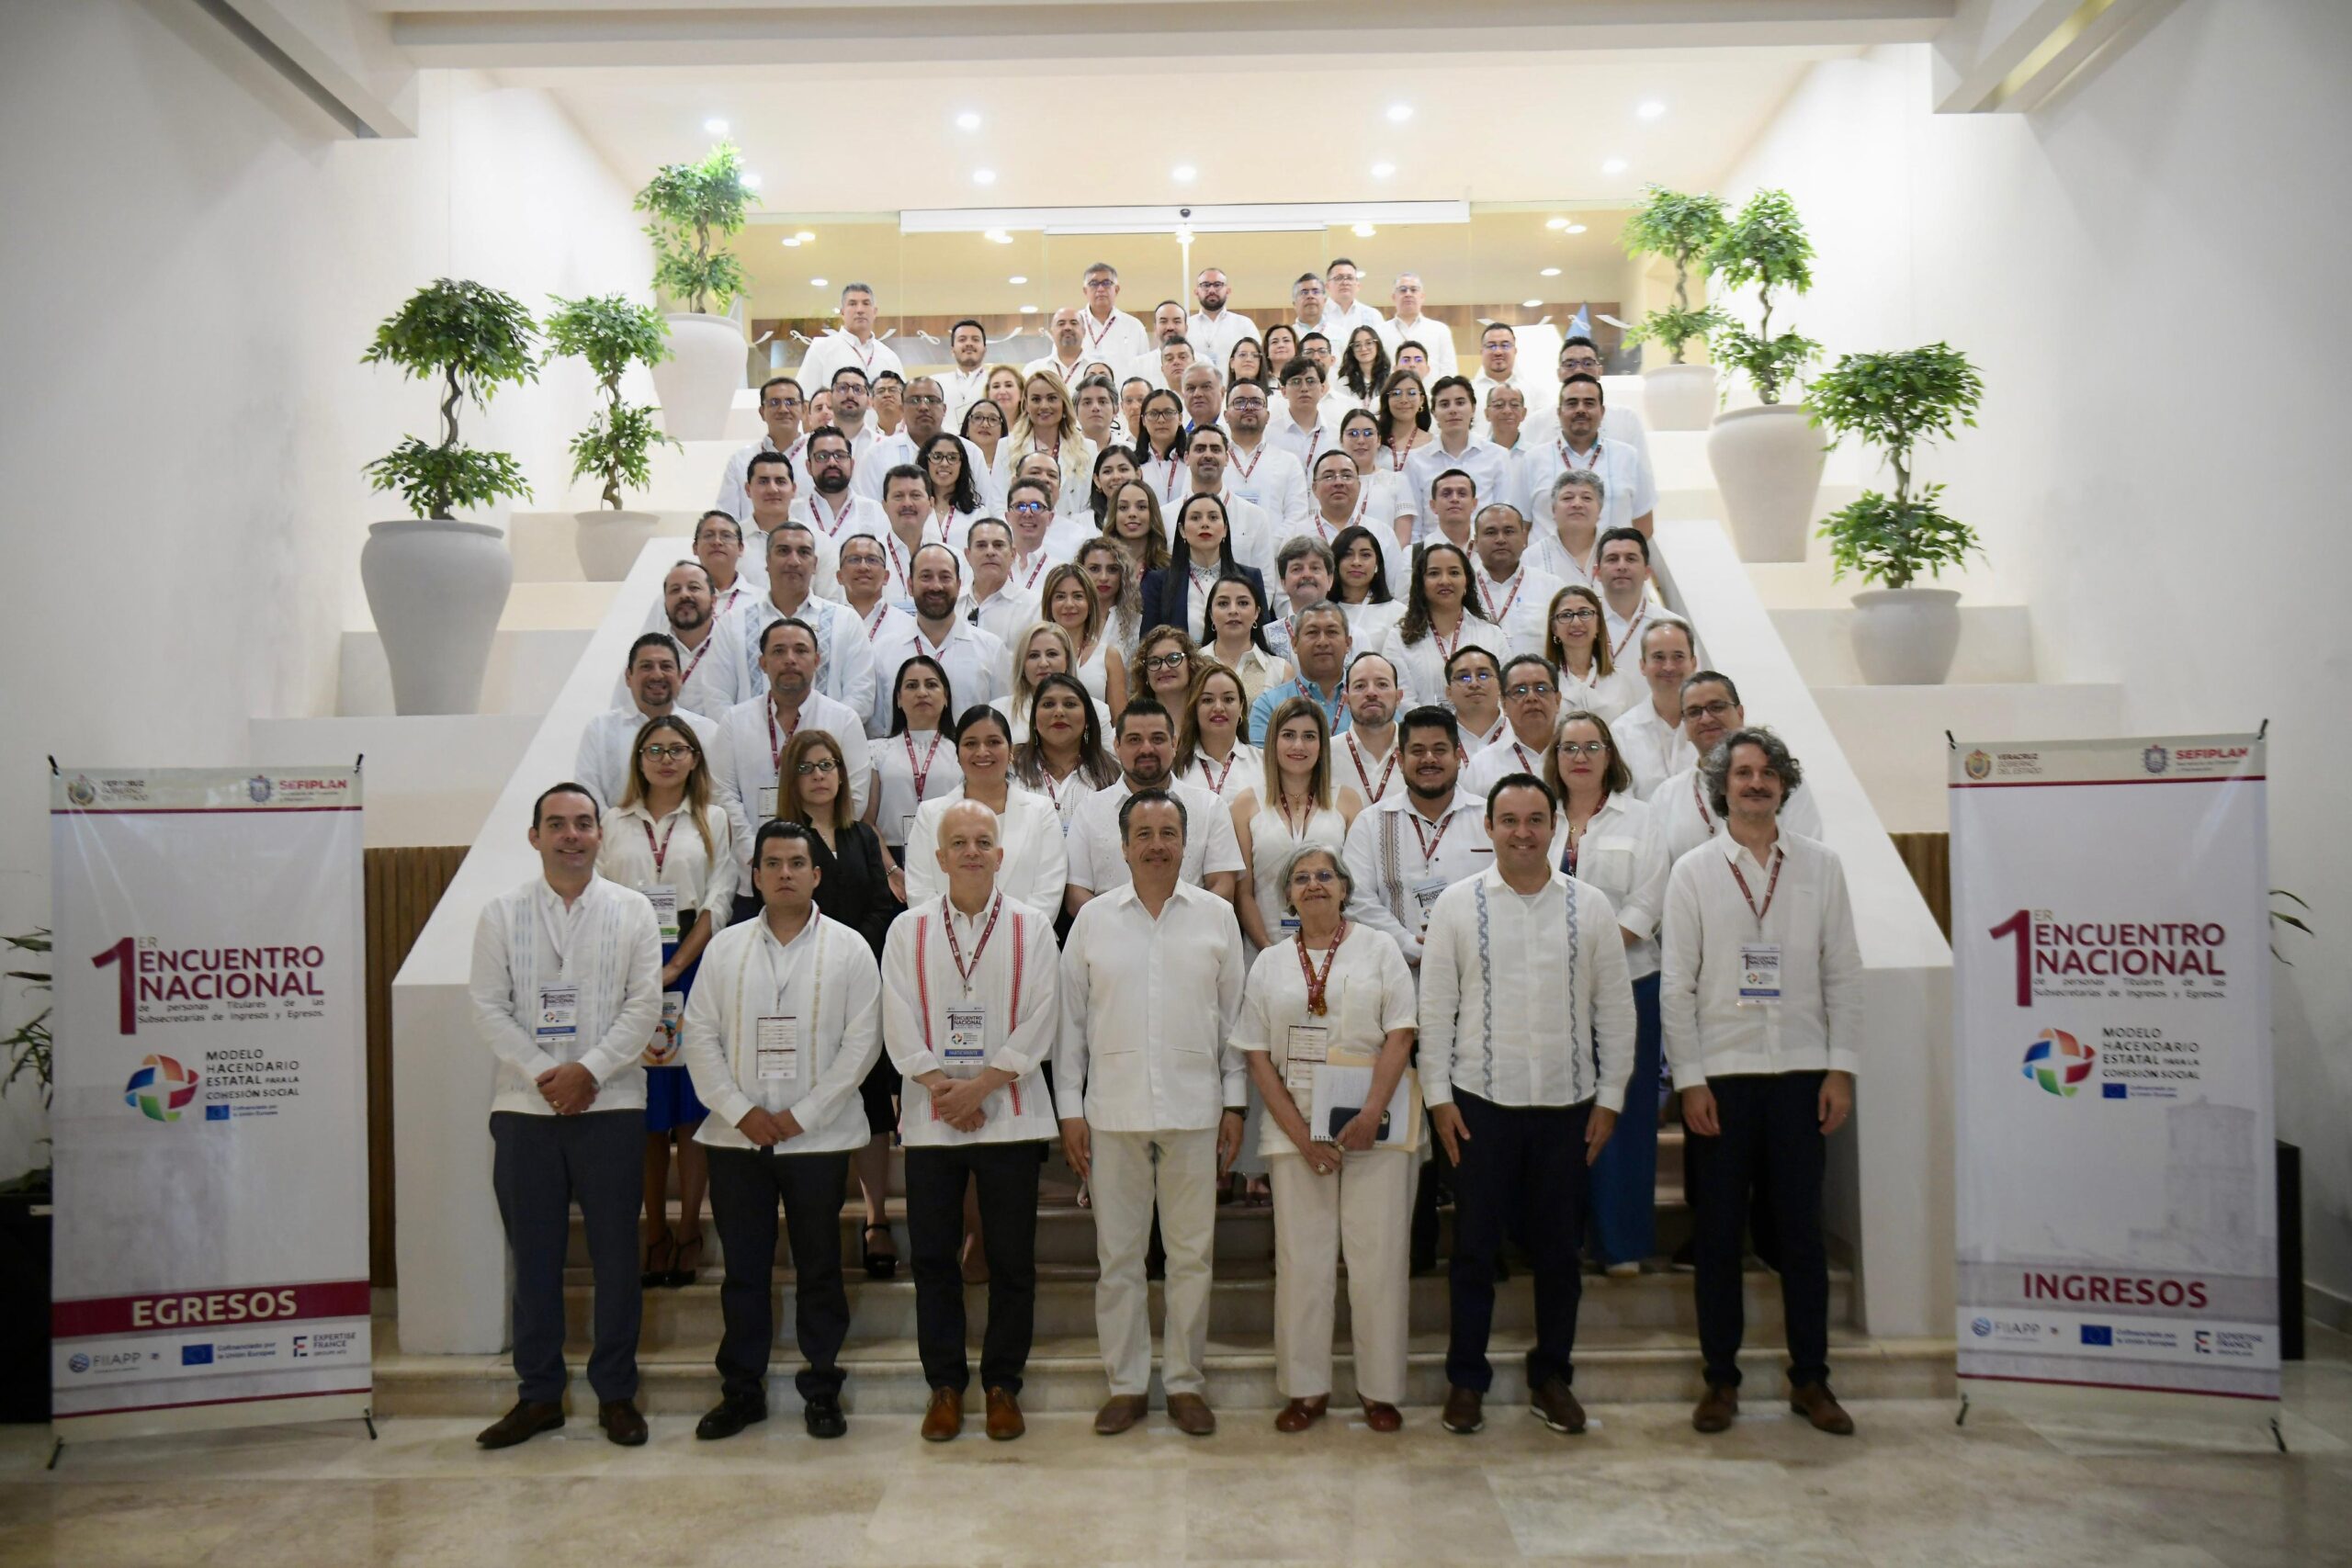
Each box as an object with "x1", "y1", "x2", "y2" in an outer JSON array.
[
  {"x1": 546, "y1": 294, "x2": 678, "y2": 510},
  {"x1": 2270, "y1": 889, "x2": 2312, "y2": 964},
  {"x1": 1708, "y1": 188, "x2": 1820, "y2": 404},
  {"x1": 634, "y1": 142, "x2": 754, "y2": 316},
  {"x1": 2, "y1": 929, "x2": 51, "y2": 1191},
  {"x1": 1622, "y1": 185, "x2": 1730, "y2": 364},
  {"x1": 360, "y1": 278, "x2": 539, "y2": 519},
  {"x1": 1807, "y1": 343, "x2": 1985, "y2": 588}
]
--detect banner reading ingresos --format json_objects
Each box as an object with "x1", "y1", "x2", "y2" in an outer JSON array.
[
  {"x1": 1950, "y1": 735, "x2": 2278, "y2": 1401},
  {"x1": 49, "y1": 767, "x2": 372, "y2": 1437}
]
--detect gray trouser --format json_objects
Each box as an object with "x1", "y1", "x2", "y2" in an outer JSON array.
[{"x1": 491, "y1": 1109, "x2": 642, "y2": 1404}]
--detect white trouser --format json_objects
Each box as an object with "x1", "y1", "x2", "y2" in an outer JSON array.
[
  {"x1": 1091, "y1": 1126, "x2": 1217, "y2": 1397},
  {"x1": 1270, "y1": 1144, "x2": 1416, "y2": 1404}
]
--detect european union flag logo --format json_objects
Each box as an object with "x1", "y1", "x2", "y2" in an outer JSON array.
[
  {"x1": 206, "y1": 1103, "x2": 232, "y2": 1121},
  {"x1": 2080, "y1": 1325, "x2": 2114, "y2": 1347},
  {"x1": 181, "y1": 1344, "x2": 214, "y2": 1366},
  {"x1": 2102, "y1": 1083, "x2": 2129, "y2": 1100}
]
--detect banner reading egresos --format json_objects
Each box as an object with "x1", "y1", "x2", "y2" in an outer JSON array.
[
  {"x1": 50, "y1": 767, "x2": 371, "y2": 1438},
  {"x1": 1950, "y1": 735, "x2": 2278, "y2": 1401}
]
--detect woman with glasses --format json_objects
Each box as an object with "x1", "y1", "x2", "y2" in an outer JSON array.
[
  {"x1": 1039, "y1": 562, "x2": 1127, "y2": 712},
  {"x1": 1334, "y1": 411, "x2": 1419, "y2": 558},
  {"x1": 1543, "y1": 583, "x2": 1644, "y2": 720},
  {"x1": 1176, "y1": 659, "x2": 1259, "y2": 804},
  {"x1": 1375, "y1": 369, "x2": 1434, "y2": 470},
  {"x1": 1199, "y1": 570, "x2": 1291, "y2": 708},
  {"x1": 1132, "y1": 387, "x2": 1190, "y2": 505},
  {"x1": 1340, "y1": 325, "x2": 1392, "y2": 406},
  {"x1": 1224, "y1": 335, "x2": 1267, "y2": 390},
  {"x1": 1442, "y1": 646, "x2": 1510, "y2": 751},
  {"x1": 1142, "y1": 493, "x2": 1266, "y2": 637},
  {"x1": 1000, "y1": 621, "x2": 1116, "y2": 742},
  {"x1": 598, "y1": 716, "x2": 737, "y2": 1291},
  {"x1": 1542, "y1": 708, "x2": 1669, "y2": 1277},
  {"x1": 959, "y1": 395, "x2": 1009, "y2": 478},
  {"x1": 1329, "y1": 524, "x2": 1406, "y2": 646},
  {"x1": 1127, "y1": 623, "x2": 1205, "y2": 713},
  {"x1": 869, "y1": 655, "x2": 964, "y2": 872},
  {"x1": 1076, "y1": 536, "x2": 1144, "y2": 659},
  {"x1": 1374, "y1": 540, "x2": 1507, "y2": 710},
  {"x1": 1012, "y1": 671, "x2": 1120, "y2": 833},
  {"x1": 1233, "y1": 842, "x2": 1419, "y2": 1433},
  {"x1": 917, "y1": 432, "x2": 987, "y2": 552}
]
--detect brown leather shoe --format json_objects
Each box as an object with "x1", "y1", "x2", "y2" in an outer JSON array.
[
  {"x1": 1440, "y1": 1384, "x2": 1484, "y2": 1434},
  {"x1": 1094, "y1": 1393, "x2": 1149, "y2": 1435},
  {"x1": 1166, "y1": 1392, "x2": 1216, "y2": 1437},
  {"x1": 597, "y1": 1400, "x2": 648, "y2": 1447},
  {"x1": 1692, "y1": 1382, "x2": 1739, "y2": 1433},
  {"x1": 1273, "y1": 1396, "x2": 1329, "y2": 1434},
  {"x1": 1359, "y1": 1400, "x2": 1403, "y2": 1433},
  {"x1": 476, "y1": 1399, "x2": 564, "y2": 1449},
  {"x1": 920, "y1": 1385, "x2": 964, "y2": 1442},
  {"x1": 1791, "y1": 1382, "x2": 1855, "y2": 1436},
  {"x1": 1529, "y1": 1376, "x2": 1587, "y2": 1435},
  {"x1": 984, "y1": 1386, "x2": 1024, "y2": 1440}
]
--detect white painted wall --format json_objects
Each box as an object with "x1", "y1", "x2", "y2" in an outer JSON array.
[
  {"x1": 1716, "y1": 3, "x2": 2352, "y2": 1314},
  {"x1": 0, "y1": 2, "x2": 651, "y2": 1179}
]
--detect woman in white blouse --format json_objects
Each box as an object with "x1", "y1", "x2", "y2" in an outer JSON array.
[
  {"x1": 1543, "y1": 583, "x2": 1645, "y2": 722},
  {"x1": 1176, "y1": 660, "x2": 1260, "y2": 805},
  {"x1": 1234, "y1": 842, "x2": 1419, "y2": 1434},
  {"x1": 868, "y1": 654, "x2": 965, "y2": 862},
  {"x1": 1038, "y1": 562, "x2": 1128, "y2": 711},
  {"x1": 901, "y1": 705, "x2": 1069, "y2": 923},
  {"x1": 1076, "y1": 536, "x2": 1145, "y2": 660},
  {"x1": 1374, "y1": 540, "x2": 1510, "y2": 712},
  {"x1": 1200, "y1": 572, "x2": 1293, "y2": 709},
  {"x1": 596, "y1": 715, "x2": 738, "y2": 1290},
  {"x1": 1009, "y1": 672, "x2": 1120, "y2": 834},
  {"x1": 997, "y1": 622, "x2": 1114, "y2": 744},
  {"x1": 1544, "y1": 708, "x2": 1670, "y2": 1276},
  {"x1": 1329, "y1": 525, "x2": 1407, "y2": 647}
]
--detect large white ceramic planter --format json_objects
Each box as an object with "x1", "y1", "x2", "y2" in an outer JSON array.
[
  {"x1": 574, "y1": 508, "x2": 659, "y2": 581},
  {"x1": 650, "y1": 312, "x2": 745, "y2": 441},
  {"x1": 1851, "y1": 587, "x2": 1962, "y2": 685},
  {"x1": 1706, "y1": 402, "x2": 1825, "y2": 562},
  {"x1": 1643, "y1": 363, "x2": 1716, "y2": 431},
  {"x1": 360, "y1": 518, "x2": 513, "y2": 715}
]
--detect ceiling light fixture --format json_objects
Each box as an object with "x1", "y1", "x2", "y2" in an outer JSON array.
[
  {"x1": 1636, "y1": 99, "x2": 1667, "y2": 120},
  {"x1": 1601, "y1": 157, "x2": 1629, "y2": 175},
  {"x1": 983, "y1": 228, "x2": 1013, "y2": 244},
  {"x1": 1540, "y1": 266, "x2": 1561, "y2": 277},
  {"x1": 1352, "y1": 221, "x2": 1375, "y2": 238},
  {"x1": 955, "y1": 112, "x2": 981, "y2": 131},
  {"x1": 741, "y1": 173, "x2": 762, "y2": 190},
  {"x1": 1385, "y1": 104, "x2": 1413, "y2": 123},
  {"x1": 1545, "y1": 217, "x2": 1569, "y2": 231},
  {"x1": 1521, "y1": 298, "x2": 1544, "y2": 308},
  {"x1": 809, "y1": 277, "x2": 827, "y2": 287},
  {"x1": 1565, "y1": 222, "x2": 1589, "y2": 235},
  {"x1": 795, "y1": 230, "x2": 814, "y2": 243},
  {"x1": 1370, "y1": 162, "x2": 1396, "y2": 179},
  {"x1": 972, "y1": 168, "x2": 997, "y2": 186},
  {"x1": 780, "y1": 237, "x2": 801, "y2": 248},
  {"x1": 1020, "y1": 305, "x2": 1039, "y2": 314},
  {"x1": 1171, "y1": 164, "x2": 1197, "y2": 183},
  {"x1": 1008, "y1": 275, "x2": 1028, "y2": 284},
  {"x1": 704, "y1": 118, "x2": 729, "y2": 135}
]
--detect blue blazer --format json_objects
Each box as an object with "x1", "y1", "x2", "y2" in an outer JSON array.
[{"x1": 1140, "y1": 562, "x2": 1270, "y2": 638}]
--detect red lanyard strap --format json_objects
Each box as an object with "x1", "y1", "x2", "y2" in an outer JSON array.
[
  {"x1": 640, "y1": 815, "x2": 679, "y2": 875},
  {"x1": 1726, "y1": 847, "x2": 1783, "y2": 924},
  {"x1": 1295, "y1": 921, "x2": 1346, "y2": 1016}
]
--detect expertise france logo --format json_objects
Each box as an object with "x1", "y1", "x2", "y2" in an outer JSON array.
[
  {"x1": 124, "y1": 1053, "x2": 201, "y2": 1121},
  {"x1": 2021, "y1": 1028, "x2": 2096, "y2": 1097}
]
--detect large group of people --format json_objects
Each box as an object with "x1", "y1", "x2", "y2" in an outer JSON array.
[{"x1": 474, "y1": 261, "x2": 1863, "y2": 1453}]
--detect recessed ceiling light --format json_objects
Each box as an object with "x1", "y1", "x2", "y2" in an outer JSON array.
[
  {"x1": 1601, "y1": 157, "x2": 1629, "y2": 175},
  {"x1": 741, "y1": 173, "x2": 762, "y2": 190},
  {"x1": 795, "y1": 230, "x2": 814, "y2": 243},
  {"x1": 1545, "y1": 217, "x2": 1570, "y2": 231},
  {"x1": 984, "y1": 228, "x2": 1013, "y2": 244},
  {"x1": 1370, "y1": 162, "x2": 1396, "y2": 179},
  {"x1": 1020, "y1": 305, "x2": 1039, "y2": 315},
  {"x1": 780, "y1": 237, "x2": 801, "y2": 248},
  {"x1": 972, "y1": 168, "x2": 997, "y2": 186},
  {"x1": 809, "y1": 276, "x2": 828, "y2": 288},
  {"x1": 1636, "y1": 99, "x2": 1667, "y2": 120},
  {"x1": 1540, "y1": 267, "x2": 1562, "y2": 277},
  {"x1": 1385, "y1": 103, "x2": 1413, "y2": 123},
  {"x1": 1008, "y1": 275, "x2": 1028, "y2": 285},
  {"x1": 1565, "y1": 222, "x2": 1589, "y2": 235},
  {"x1": 1352, "y1": 221, "x2": 1376, "y2": 238},
  {"x1": 955, "y1": 111, "x2": 981, "y2": 131},
  {"x1": 1171, "y1": 164, "x2": 1197, "y2": 183},
  {"x1": 704, "y1": 118, "x2": 729, "y2": 135},
  {"x1": 1521, "y1": 298, "x2": 1544, "y2": 309}
]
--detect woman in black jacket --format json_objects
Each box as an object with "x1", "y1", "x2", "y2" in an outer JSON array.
[{"x1": 1140, "y1": 491, "x2": 1267, "y2": 636}]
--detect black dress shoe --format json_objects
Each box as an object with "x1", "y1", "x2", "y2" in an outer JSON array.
[
  {"x1": 598, "y1": 1399, "x2": 649, "y2": 1446},
  {"x1": 695, "y1": 1394, "x2": 768, "y2": 1440},
  {"x1": 476, "y1": 1399, "x2": 564, "y2": 1449},
  {"x1": 804, "y1": 1394, "x2": 847, "y2": 1438}
]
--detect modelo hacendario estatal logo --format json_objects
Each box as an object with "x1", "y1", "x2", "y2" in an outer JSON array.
[
  {"x1": 2021, "y1": 1028, "x2": 2096, "y2": 1097},
  {"x1": 124, "y1": 1054, "x2": 201, "y2": 1121}
]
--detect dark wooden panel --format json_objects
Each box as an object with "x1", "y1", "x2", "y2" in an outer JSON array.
[
  {"x1": 363, "y1": 846, "x2": 469, "y2": 1287},
  {"x1": 1890, "y1": 831, "x2": 1951, "y2": 940}
]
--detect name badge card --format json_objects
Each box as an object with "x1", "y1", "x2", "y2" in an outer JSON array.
[
  {"x1": 757, "y1": 784, "x2": 780, "y2": 820},
  {"x1": 1412, "y1": 877, "x2": 1447, "y2": 915},
  {"x1": 756, "y1": 1015, "x2": 799, "y2": 1080},
  {"x1": 641, "y1": 991, "x2": 685, "y2": 1066},
  {"x1": 647, "y1": 885, "x2": 681, "y2": 943},
  {"x1": 1284, "y1": 1023, "x2": 1331, "y2": 1105},
  {"x1": 536, "y1": 984, "x2": 580, "y2": 1046},
  {"x1": 944, "y1": 1003, "x2": 989, "y2": 1067},
  {"x1": 1738, "y1": 943, "x2": 1784, "y2": 1005},
  {"x1": 899, "y1": 813, "x2": 919, "y2": 846}
]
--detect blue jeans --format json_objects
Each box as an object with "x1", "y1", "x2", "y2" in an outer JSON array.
[{"x1": 1586, "y1": 972, "x2": 1663, "y2": 1266}]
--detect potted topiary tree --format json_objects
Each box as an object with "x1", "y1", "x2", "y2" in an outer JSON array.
[
  {"x1": 546, "y1": 293, "x2": 679, "y2": 581},
  {"x1": 1704, "y1": 188, "x2": 1824, "y2": 561},
  {"x1": 1621, "y1": 185, "x2": 1729, "y2": 432},
  {"x1": 359, "y1": 277, "x2": 536, "y2": 715},
  {"x1": 635, "y1": 141, "x2": 753, "y2": 442},
  {"x1": 1808, "y1": 343, "x2": 1986, "y2": 683}
]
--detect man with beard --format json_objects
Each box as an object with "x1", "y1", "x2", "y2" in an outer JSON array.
[
  {"x1": 940, "y1": 319, "x2": 992, "y2": 425},
  {"x1": 797, "y1": 427, "x2": 889, "y2": 553},
  {"x1": 1023, "y1": 306, "x2": 1091, "y2": 387},
  {"x1": 739, "y1": 524, "x2": 878, "y2": 729},
  {"x1": 652, "y1": 560, "x2": 748, "y2": 720},
  {"x1": 574, "y1": 631, "x2": 719, "y2": 809},
  {"x1": 1651, "y1": 672, "x2": 1826, "y2": 860},
  {"x1": 1063, "y1": 700, "x2": 1243, "y2": 913},
  {"x1": 1186, "y1": 266, "x2": 1256, "y2": 369},
  {"x1": 868, "y1": 544, "x2": 1010, "y2": 738},
  {"x1": 856, "y1": 376, "x2": 1005, "y2": 513},
  {"x1": 957, "y1": 519, "x2": 1040, "y2": 648},
  {"x1": 1333, "y1": 650, "x2": 1406, "y2": 806},
  {"x1": 1340, "y1": 704, "x2": 1492, "y2": 971},
  {"x1": 1221, "y1": 378, "x2": 1313, "y2": 539}
]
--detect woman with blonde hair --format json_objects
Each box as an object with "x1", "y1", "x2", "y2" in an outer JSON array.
[
  {"x1": 1542, "y1": 582, "x2": 1645, "y2": 720},
  {"x1": 1076, "y1": 536, "x2": 1144, "y2": 658},
  {"x1": 1038, "y1": 561, "x2": 1128, "y2": 711},
  {"x1": 999, "y1": 367, "x2": 1091, "y2": 508},
  {"x1": 999, "y1": 620, "x2": 1114, "y2": 741},
  {"x1": 597, "y1": 715, "x2": 736, "y2": 1290}
]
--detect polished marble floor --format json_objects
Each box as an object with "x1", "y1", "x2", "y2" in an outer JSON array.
[{"x1": 4, "y1": 1328, "x2": 2348, "y2": 1566}]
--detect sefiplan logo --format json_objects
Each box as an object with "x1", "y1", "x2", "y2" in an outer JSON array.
[
  {"x1": 1964, "y1": 750, "x2": 1994, "y2": 781},
  {"x1": 2021, "y1": 1028, "x2": 2096, "y2": 1096},
  {"x1": 2143, "y1": 745, "x2": 2170, "y2": 775},
  {"x1": 124, "y1": 1054, "x2": 201, "y2": 1121}
]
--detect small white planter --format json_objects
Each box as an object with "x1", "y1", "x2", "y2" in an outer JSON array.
[
  {"x1": 1706, "y1": 402, "x2": 1825, "y2": 562},
  {"x1": 650, "y1": 312, "x2": 745, "y2": 441},
  {"x1": 1851, "y1": 587, "x2": 1962, "y2": 685},
  {"x1": 360, "y1": 518, "x2": 513, "y2": 715},
  {"x1": 574, "y1": 508, "x2": 660, "y2": 581},
  {"x1": 1643, "y1": 363, "x2": 1716, "y2": 431}
]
